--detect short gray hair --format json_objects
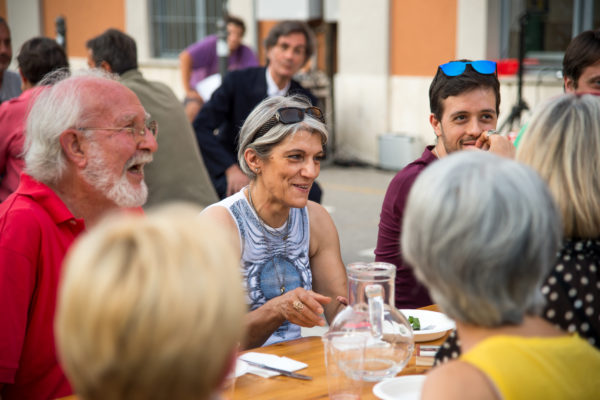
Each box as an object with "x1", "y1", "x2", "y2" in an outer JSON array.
[
  {"x1": 402, "y1": 151, "x2": 561, "y2": 327},
  {"x1": 237, "y1": 95, "x2": 328, "y2": 179},
  {"x1": 24, "y1": 68, "x2": 117, "y2": 185}
]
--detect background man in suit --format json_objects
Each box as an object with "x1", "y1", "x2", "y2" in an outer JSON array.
[
  {"x1": 86, "y1": 28, "x2": 218, "y2": 208},
  {"x1": 193, "y1": 20, "x2": 322, "y2": 202}
]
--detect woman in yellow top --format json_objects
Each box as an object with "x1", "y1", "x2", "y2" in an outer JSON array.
[{"x1": 402, "y1": 151, "x2": 600, "y2": 400}]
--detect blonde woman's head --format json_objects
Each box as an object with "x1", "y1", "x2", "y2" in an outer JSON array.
[
  {"x1": 56, "y1": 203, "x2": 245, "y2": 400},
  {"x1": 517, "y1": 93, "x2": 600, "y2": 238}
]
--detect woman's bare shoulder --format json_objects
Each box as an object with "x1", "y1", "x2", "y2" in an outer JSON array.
[
  {"x1": 200, "y1": 204, "x2": 234, "y2": 224},
  {"x1": 199, "y1": 205, "x2": 241, "y2": 253},
  {"x1": 422, "y1": 360, "x2": 499, "y2": 400},
  {"x1": 306, "y1": 200, "x2": 333, "y2": 223}
]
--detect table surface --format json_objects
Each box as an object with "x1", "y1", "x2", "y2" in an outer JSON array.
[
  {"x1": 234, "y1": 304, "x2": 447, "y2": 400},
  {"x1": 57, "y1": 305, "x2": 448, "y2": 400}
]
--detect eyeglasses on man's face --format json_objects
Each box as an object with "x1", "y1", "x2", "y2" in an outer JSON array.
[{"x1": 80, "y1": 116, "x2": 159, "y2": 140}]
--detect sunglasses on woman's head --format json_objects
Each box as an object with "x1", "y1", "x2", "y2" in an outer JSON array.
[
  {"x1": 252, "y1": 106, "x2": 325, "y2": 142},
  {"x1": 439, "y1": 60, "x2": 497, "y2": 77}
]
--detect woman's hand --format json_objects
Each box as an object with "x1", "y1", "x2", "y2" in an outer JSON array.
[
  {"x1": 275, "y1": 288, "x2": 331, "y2": 328},
  {"x1": 243, "y1": 288, "x2": 332, "y2": 349}
]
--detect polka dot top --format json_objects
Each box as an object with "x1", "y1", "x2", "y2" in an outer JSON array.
[{"x1": 542, "y1": 238, "x2": 599, "y2": 348}]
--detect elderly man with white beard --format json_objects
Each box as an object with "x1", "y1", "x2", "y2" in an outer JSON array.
[{"x1": 0, "y1": 69, "x2": 157, "y2": 400}]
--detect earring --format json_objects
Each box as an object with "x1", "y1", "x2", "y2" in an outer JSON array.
[{"x1": 255, "y1": 168, "x2": 260, "y2": 174}]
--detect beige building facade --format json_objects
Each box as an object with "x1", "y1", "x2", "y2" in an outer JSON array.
[{"x1": 2, "y1": 0, "x2": 587, "y2": 165}]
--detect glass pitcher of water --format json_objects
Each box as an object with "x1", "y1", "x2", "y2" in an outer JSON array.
[{"x1": 328, "y1": 262, "x2": 414, "y2": 381}]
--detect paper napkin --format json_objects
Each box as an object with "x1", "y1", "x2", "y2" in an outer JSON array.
[{"x1": 237, "y1": 352, "x2": 308, "y2": 378}]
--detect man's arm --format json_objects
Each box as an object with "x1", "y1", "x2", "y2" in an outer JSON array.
[
  {"x1": 374, "y1": 158, "x2": 435, "y2": 309},
  {"x1": 178, "y1": 50, "x2": 199, "y2": 100}
]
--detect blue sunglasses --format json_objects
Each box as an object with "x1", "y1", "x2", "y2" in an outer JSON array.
[{"x1": 439, "y1": 60, "x2": 497, "y2": 76}]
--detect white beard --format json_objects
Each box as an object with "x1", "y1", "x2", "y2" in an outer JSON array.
[{"x1": 82, "y1": 142, "x2": 150, "y2": 208}]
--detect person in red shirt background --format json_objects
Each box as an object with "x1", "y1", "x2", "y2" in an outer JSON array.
[
  {"x1": 0, "y1": 36, "x2": 69, "y2": 201},
  {"x1": 0, "y1": 69, "x2": 158, "y2": 399}
]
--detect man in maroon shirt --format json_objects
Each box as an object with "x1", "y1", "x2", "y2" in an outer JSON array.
[
  {"x1": 0, "y1": 70, "x2": 158, "y2": 399},
  {"x1": 375, "y1": 60, "x2": 515, "y2": 309}
]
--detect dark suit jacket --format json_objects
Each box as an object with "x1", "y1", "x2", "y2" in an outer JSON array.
[{"x1": 192, "y1": 67, "x2": 317, "y2": 190}]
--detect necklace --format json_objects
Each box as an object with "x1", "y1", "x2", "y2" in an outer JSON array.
[{"x1": 247, "y1": 186, "x2": 290, "y2": 294}]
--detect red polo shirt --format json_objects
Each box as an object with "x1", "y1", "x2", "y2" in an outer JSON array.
[
  {"x1": 0, "y1": 173, "x2": 84, "y2": 399},
  {"x1": 0, "y1": 87, "x2": 44, "y2": 201}
]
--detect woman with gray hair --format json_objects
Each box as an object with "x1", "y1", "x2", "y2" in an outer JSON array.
[
  {"x1": 402, "y1": 151, "x2": 600, "y2": 399},
  {"x1": 201, "y1": 95, "x2": 347, "y2": 349},
  {"x1": 435, "y1": 94, "x2": 600, "y2": 365}
]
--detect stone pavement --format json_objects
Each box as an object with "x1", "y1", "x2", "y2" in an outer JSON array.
[{"x1": 317, "y1": 165, "x2": 398, "y2": 265}]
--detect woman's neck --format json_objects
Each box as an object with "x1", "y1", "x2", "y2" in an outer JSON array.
[
  {"x1": 456, "y1": 315, "x2": 566, "y2": 353},
  {"x1": 246, "y1": 184, "x2": 289, "y2": 228}
]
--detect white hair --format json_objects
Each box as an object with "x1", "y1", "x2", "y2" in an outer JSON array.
[{"x1": 24, "y1": 68, "x2": 117, "y2": 185}]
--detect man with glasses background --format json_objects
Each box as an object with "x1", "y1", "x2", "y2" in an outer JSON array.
[
  {"x1": 86, "y1": 28, "x2": 218, "y2": 209},
  {"x1": 0, "y1": 69, "x2": 157, "y2": 400},
  {"x1": 193, "y1": 20, "x2": 323, "y2": 202},
  {"x1": 375, "y1": 60, "x2": 515, "y2": 310}
]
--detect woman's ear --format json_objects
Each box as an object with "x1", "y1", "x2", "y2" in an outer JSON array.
[
  {"x1": 244, "y1": 148, "x2": 263, "y2": 172},
  {"x1": 59, "y1": 129, "x2": 89, "y2": 168}
]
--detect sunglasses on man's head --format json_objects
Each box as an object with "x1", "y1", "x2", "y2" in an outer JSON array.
[
  {"x1": 252, "y1": 106, "x2": 325, "y2": 142},
  {"x1": 439, "y1": 60, "x2": 497, "y2": 77}
]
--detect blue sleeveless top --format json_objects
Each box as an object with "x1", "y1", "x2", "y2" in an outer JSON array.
[{"x1": 206, "y1": 188, "x2": 312, "y2": 345}]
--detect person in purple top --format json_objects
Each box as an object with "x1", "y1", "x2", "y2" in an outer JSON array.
[
  {"x1": 375, "y1": 60, "x2": 515, "y2": 309},
  {"x1": 179, "y1": 15, "x2": 258, "y2": 121}
]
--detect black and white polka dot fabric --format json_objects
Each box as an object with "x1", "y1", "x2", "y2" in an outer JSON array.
[
  {"x1": 434, "y1": 238, "x2": 600, "y2": 365},
  {"x1": 542, "y1": 238, "x2": 599, "y2": 348}
]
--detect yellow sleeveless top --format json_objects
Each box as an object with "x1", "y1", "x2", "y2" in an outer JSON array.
[{"x1": 461, "y1": 334, "x2": 600, "y2": 400}]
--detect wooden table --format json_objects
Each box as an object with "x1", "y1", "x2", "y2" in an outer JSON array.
[
  {"x1": 234, "y1": 305, "x2": 448, "y2": 400},
  {"x1": 57, "y1": 306, "x2": 448, "y2": 400}
]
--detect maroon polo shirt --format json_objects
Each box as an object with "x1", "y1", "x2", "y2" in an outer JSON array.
[{"x1": 375, "y1": 146, "x2": 437, "y2": 309}]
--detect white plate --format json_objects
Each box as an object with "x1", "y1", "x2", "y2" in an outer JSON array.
[
  {"x1": 400, "y1": 309, "x2": 455, "y2": 342},
  {"x1": 373, "y1": 374, "x2": 426, "y2": 400}
]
